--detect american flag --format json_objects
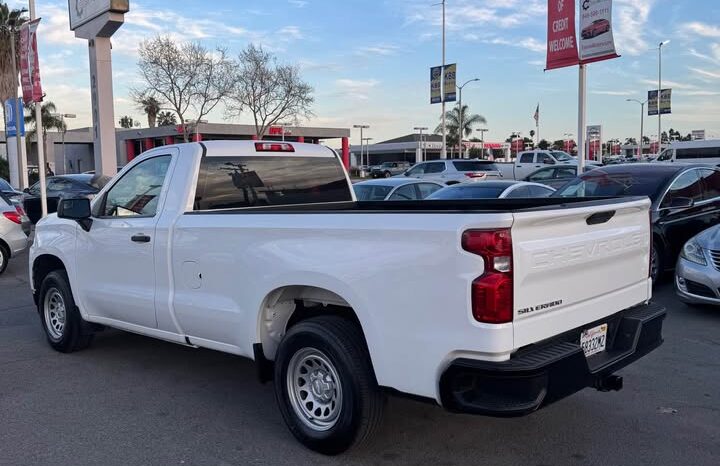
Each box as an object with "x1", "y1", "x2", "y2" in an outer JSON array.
[{"x1": 533, "y1": 104, "x2": 539, "y2": 123}]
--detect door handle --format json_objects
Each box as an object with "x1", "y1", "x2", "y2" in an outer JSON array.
[{"x1": 131, "y1": 234, "x2": 151, "y2": 243}]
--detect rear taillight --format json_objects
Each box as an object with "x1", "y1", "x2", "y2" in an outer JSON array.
[
  {"x1": 462, "y1": 229, "x2": 513, "y2": 324},
  {"x1": 465, "y1": 172, "x2": 487, "y2": 179},
  {"x1": 3, "y1": 211, "x2": 22, "y2": 225},
  {"x1": 255, "y1": 142, "x2": 295, "y2": 152},
  {"x1": 14, "y1": 204, "x2": 26, "y2": 217}
]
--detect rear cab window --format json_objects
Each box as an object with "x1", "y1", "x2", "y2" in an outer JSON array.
[
  {"x1": 452, "y1": 161, "x2": 499, "y2": 172},
  {"x1": 194, "y1": 155, "x2": 352, "y2": 210}
]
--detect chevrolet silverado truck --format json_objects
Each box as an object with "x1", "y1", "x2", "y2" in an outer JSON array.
[{"x1": 30, "y1": 141, "x2": 665, "y2": 454}]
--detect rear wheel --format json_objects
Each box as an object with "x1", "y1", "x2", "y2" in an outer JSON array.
[
  {"x1": 0, "y1": 243, "x2": 8, "y2": 275},
  {"x1": 39, "y1": 270, "x2": 94, "y2": 353},
  {"x1": 383, "y1": 171, "x2": 392, "y2": 178},
  {"x1": 274, "y1": 316, "x2": 385, "y2": 455},
  {"x1": 650, "y1": 244, "x2": 662, "y2": 284}
]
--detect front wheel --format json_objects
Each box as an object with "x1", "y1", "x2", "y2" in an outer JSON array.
[
  {"x1": 383, "y1": 171, "x2": 392, "y2": 178},
  {"x1": 39, "y1": 270, "x2": 94, "y2": 352},
  {"x1": 0, "y1": 244, "x2": 9, "y2": 275},
  {"x1": 274, "y1": 316, "x2": 385, "y2": 455}
]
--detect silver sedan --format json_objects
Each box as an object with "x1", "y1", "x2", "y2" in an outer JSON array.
[
  {"x1": 353, "y1": 178, "x2": 444, "y2": 201},
  {"x1": 675, "y1": 224, "x2": 720, "y2": 306},
  {"x1": 0, "y1": 193, "x2": 30, "y2": 275}
]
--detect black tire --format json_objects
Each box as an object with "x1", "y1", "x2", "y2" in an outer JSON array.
[
  {"x1": 383, "y1": 171, "x2": 392, "y2": 178},
  {"x1": 38, "y1": 270, "x2": 94, "y2": 353},
  {"x1": 274, "y1": 316, "x2": 385, "y2": 455},
  {"x1": 650, "y1": 244, "x2": 662, "y2": 285},
  {"x1": 0, "y1": 243, "x2": 9, "y2": 275}
]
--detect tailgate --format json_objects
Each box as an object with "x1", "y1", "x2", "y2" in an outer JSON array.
[{"x1": 511, "y1": 198, "x2": 652, "y2": 348}]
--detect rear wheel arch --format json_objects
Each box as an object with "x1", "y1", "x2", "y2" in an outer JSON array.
[{"x1": 257, "y1": 286, "x2": 370, "y2": 364}]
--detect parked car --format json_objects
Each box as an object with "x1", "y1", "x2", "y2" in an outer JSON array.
[
  {"x1": 353, "y1": 178, "x2": 443, "y2": 200},
  {"x1": 522, "y1": 165, "x2": 598, "y2": 189},
  {"x1": 497, "y1": 150, "x2": 601, "y2": 180},
  {"x1": 0, "y1": 177, "x2": 23, "y2": 200},
  {"x1": 22, "y1": 174, "x2": 111, "y2": 224},
  {"x1": 31, "y1": 140, "x2": 665, "y2": 454},
  {"x1": 675, "y1": 224, "x2": 720, "y2": 306},
  {"x1": 554, "y1": 163, "x2": 720, "y2": 282},
  {"x1": 427, "y1": 180, "x2": 555, "y2": 200},
  {"x1": 581, "y1": 19, "x2": 610, "y2": 39},
  {"x1": 654, "y1": 139, "x2": 720, "y2": 166},
  {"x1": 370, "y1": 161, "x2": 412, "y2": 178},
  {"x1": 0, "y1": 192, "x2": 30, "y2": 275},
  {"x1": 401, "y1": 159, "x2": 502, "y2": 184}
]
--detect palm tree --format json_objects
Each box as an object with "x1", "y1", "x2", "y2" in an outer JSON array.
[
  {"x1": 136, "y1": 95, "x2": 161, "y2": 128},
  {"x1": 23, "y1": 101, "x2": 65, "y2": 159},
  {"x1": 435, "y1": 104, "x2": 486, "y2": 157},
  {"x1": 119, "y1": 115, "x2": 135, "y2": 128},
  {"x1": 0, "y1": 3, "x2": 28, "y2": 127},
  {"x1": 157, "y1": 110, "x2": 177, "y2": 126}
]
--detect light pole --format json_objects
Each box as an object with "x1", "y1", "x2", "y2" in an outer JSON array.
[
  {"x1": 626, "y1": 99, "x2": 647, "y2": 158},
  {"x1": 658, "y1": 40, "x2": 670, "y2": 154},
  {"x1": 457, "y1": 78, "x2": 480, "y2": 158},
  {"x1": 51, "y1": 113, "x2": 77, "y2": 174},
  {"x1": 362, "y1": 137, "x2": 374, "y2": 170},
  {"x1": 476, "y1": 128, "x2": 489, "y2": 158},
  {"x1": 353, "y1": 124, "x2": 369, "y2": 173},
  {"x1": 414, "y1": 127, "x2": 428, "y2": 163},
  {"x1": 432, "y1": 0, "x2": 447, "y2": 159}
]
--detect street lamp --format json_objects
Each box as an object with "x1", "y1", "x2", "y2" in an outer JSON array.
[
  {"x1": 658, "y1": 40, "x2": 670, "y2": 153},
  {"x1": 353, "y1": 124, "x2": 370, "y2": 172},
  {"x1": 362, "y1": 137, "x2": 374, "y2": 171},
  {"x1": 414, "y1": 127, "x2": 428, "y2": 162},
  {"x1": 457, "y1": 78, "x2": 480, "y2": 158},
  {"x1": 51, "y1": 113, "x2": 77, "y2": 174},
  {"x1": 626, "y1": 99, "x2": 647, "y2": 158}
]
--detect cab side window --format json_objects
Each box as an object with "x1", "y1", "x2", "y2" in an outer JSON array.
[
  {"x1": 519, "y1": 153, "x2": 534, "y2": 164},
  {"x1": 699, "y1": 168, "x2": 720, "y2": 200},
  {"x1": 101, "y1": 156, "x2": 172, "y2": 217},
  {"x1": 405, "y1": 163, "x2": 426, "y2": 176}
]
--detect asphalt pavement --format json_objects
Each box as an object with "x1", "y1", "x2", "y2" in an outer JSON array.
[{"x1": 1, "y1": 251, "x2": 719, "y2": 466}]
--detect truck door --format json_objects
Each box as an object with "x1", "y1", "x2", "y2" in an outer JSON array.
[{"x1": 74, "y1": 153, "x2": 175, "y2": 329}]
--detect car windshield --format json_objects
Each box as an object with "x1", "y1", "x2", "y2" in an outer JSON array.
[
  {"x1": 427, "y1": 185, "x2": 506, "y2": 200},
  {"x1": 551, "y1": 151, "x2": 573, "y2": 162},
  {"x1": 0, "y1": 178, "x2": 13, "y2": 191},
  {"x1": 353, "y1": 184, "x2": 394, "y2": 201},
  {"x1": 554, "y1": 169, "x2": 668, "y2": 199},
  {"x1": 452, "y1": 161, "x2": 498, "y2": 172}
]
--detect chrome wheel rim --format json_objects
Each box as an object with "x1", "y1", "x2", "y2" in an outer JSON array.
[
  {"x1": 44, "y1": 288, "x2": 66, "y2": 341},
  {"x1": 650, "y1": 247, "x2": 659, "y2": 282},
  {"x1": 286, "y1": 348, "x2": 343, "y2": 431},
  {"x1": 0, "y1": 248, "x2": 5, "y2": 271}
]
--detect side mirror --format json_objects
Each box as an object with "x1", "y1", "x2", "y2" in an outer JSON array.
[
  {"x1": 57, "y1": 198, "x2": 93, "y2": 231},
  {"x1": 668, "y1": 197, "x2": 694, "y2": 210}
]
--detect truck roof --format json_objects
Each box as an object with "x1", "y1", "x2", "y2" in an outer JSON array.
[{"x1": 198, "y1": 140, "x2": 337, "y2": 158}]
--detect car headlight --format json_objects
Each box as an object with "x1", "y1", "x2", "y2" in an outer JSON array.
[{"x1": 681, "y1": 239, "x2": 707, "y2": 266}]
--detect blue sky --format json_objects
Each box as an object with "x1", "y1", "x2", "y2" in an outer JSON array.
[{"x1": 8, "y1": 0, "x2": 720, "y2": 145}]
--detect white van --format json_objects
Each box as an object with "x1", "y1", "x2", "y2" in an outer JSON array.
[{"x1": 655, "y1": 140, "x2": 720, "y2": 165}]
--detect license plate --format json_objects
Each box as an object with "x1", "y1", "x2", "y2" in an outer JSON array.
[{"x1": 580, "y1": 323, "x2": 608, "y2": 357}]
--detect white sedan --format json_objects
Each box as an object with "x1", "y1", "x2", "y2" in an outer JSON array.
[{"x1": 427, "y1": 180, "x2": 556, "y2": 200}]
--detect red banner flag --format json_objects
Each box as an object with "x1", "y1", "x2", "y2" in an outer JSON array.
[
  {"x1": 20, "y1": 19, "x2": 43, "y2": 104},
  {"x1": 546, "y1": 0, "x2": 579, "y2": 70}
]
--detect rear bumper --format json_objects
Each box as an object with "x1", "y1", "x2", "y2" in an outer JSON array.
[{"x1": 439, "y1": 303, "x2": 666, "y2": 416}]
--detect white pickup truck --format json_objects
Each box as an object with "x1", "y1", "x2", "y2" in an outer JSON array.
[
  {"x1": 30, "y1": 141, "x2": 665, "y2": 454},
  {"x1": 497, "y1": 150, "x2": 601, "y2": 180}
]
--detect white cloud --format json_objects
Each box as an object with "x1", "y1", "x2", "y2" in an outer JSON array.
[
  {"x1": 613, "y1": 0, "x2": 655, "y2": 56},
  {"x1": 335, "y1": 79, "x2": 380, "y2": 100},
  {"x1": 355, "y1": 44, "x2": 400, "y2": 57},
  {"x1": 638, "y1": 79, "x2": 698, "y2": 90},
  {"x1": 288, "y1": 0, "x2": 308, "y2": 7},
  {"x1": 482, "y1": 37, "x2": 545, "y2": 54},
  {"x1": 401, "y1": 0, "x2": 545, "y2": 33},
  {"x1": 689, "y1": 67, "x2": 720, "y2": 79},
  {"x1": 680, "y1": 22, "x2": 720, "y2": 38}
]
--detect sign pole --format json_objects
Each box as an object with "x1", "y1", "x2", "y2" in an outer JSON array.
[
  {"x1": 577, "y1": 64, "x2": 586, "y2": 173},
  {"x1": 28, "y1": 1, "x2": 47, "y2": 217},
  {"x1": 440, "y1": 0, "x2": 446, "y2": 159}
]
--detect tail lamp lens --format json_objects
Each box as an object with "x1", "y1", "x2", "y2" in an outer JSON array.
[
  {"x1": 462, "y1": 229, "x2": 513, "y2": 324},
  {"x1": 3, "y1": 211, "x2": 22, "y2": 225},
  {"x1": 255, "y1": 142, "x2": 295, "y2": 152}
]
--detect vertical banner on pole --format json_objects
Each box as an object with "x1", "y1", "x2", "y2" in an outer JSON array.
[
  {"x1": 443, "y1": 64, "x2": 456, "y2": 102},
  {"x1": 648, "y1": 89, "x2": 671, "y2": 116},
  {"x1": 430, "y1": 66, "x2": 442, "y2": 104},
  {"x1": 4, "y1": 98, "x2": 26, "y2": 137},
  {"x1": 579, "y1": 0, "x2": 619, "y2": 63},
  {"x1": 19, "y1": 19, "x2": 43, "y2": 104},
  {"x1": 545, "y1": 0, "x2": 579, "y2": 70}
]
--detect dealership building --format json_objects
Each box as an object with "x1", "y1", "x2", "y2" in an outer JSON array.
[{"x1": 1, "y1": 123, "x2": 351, "y2": 180}]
